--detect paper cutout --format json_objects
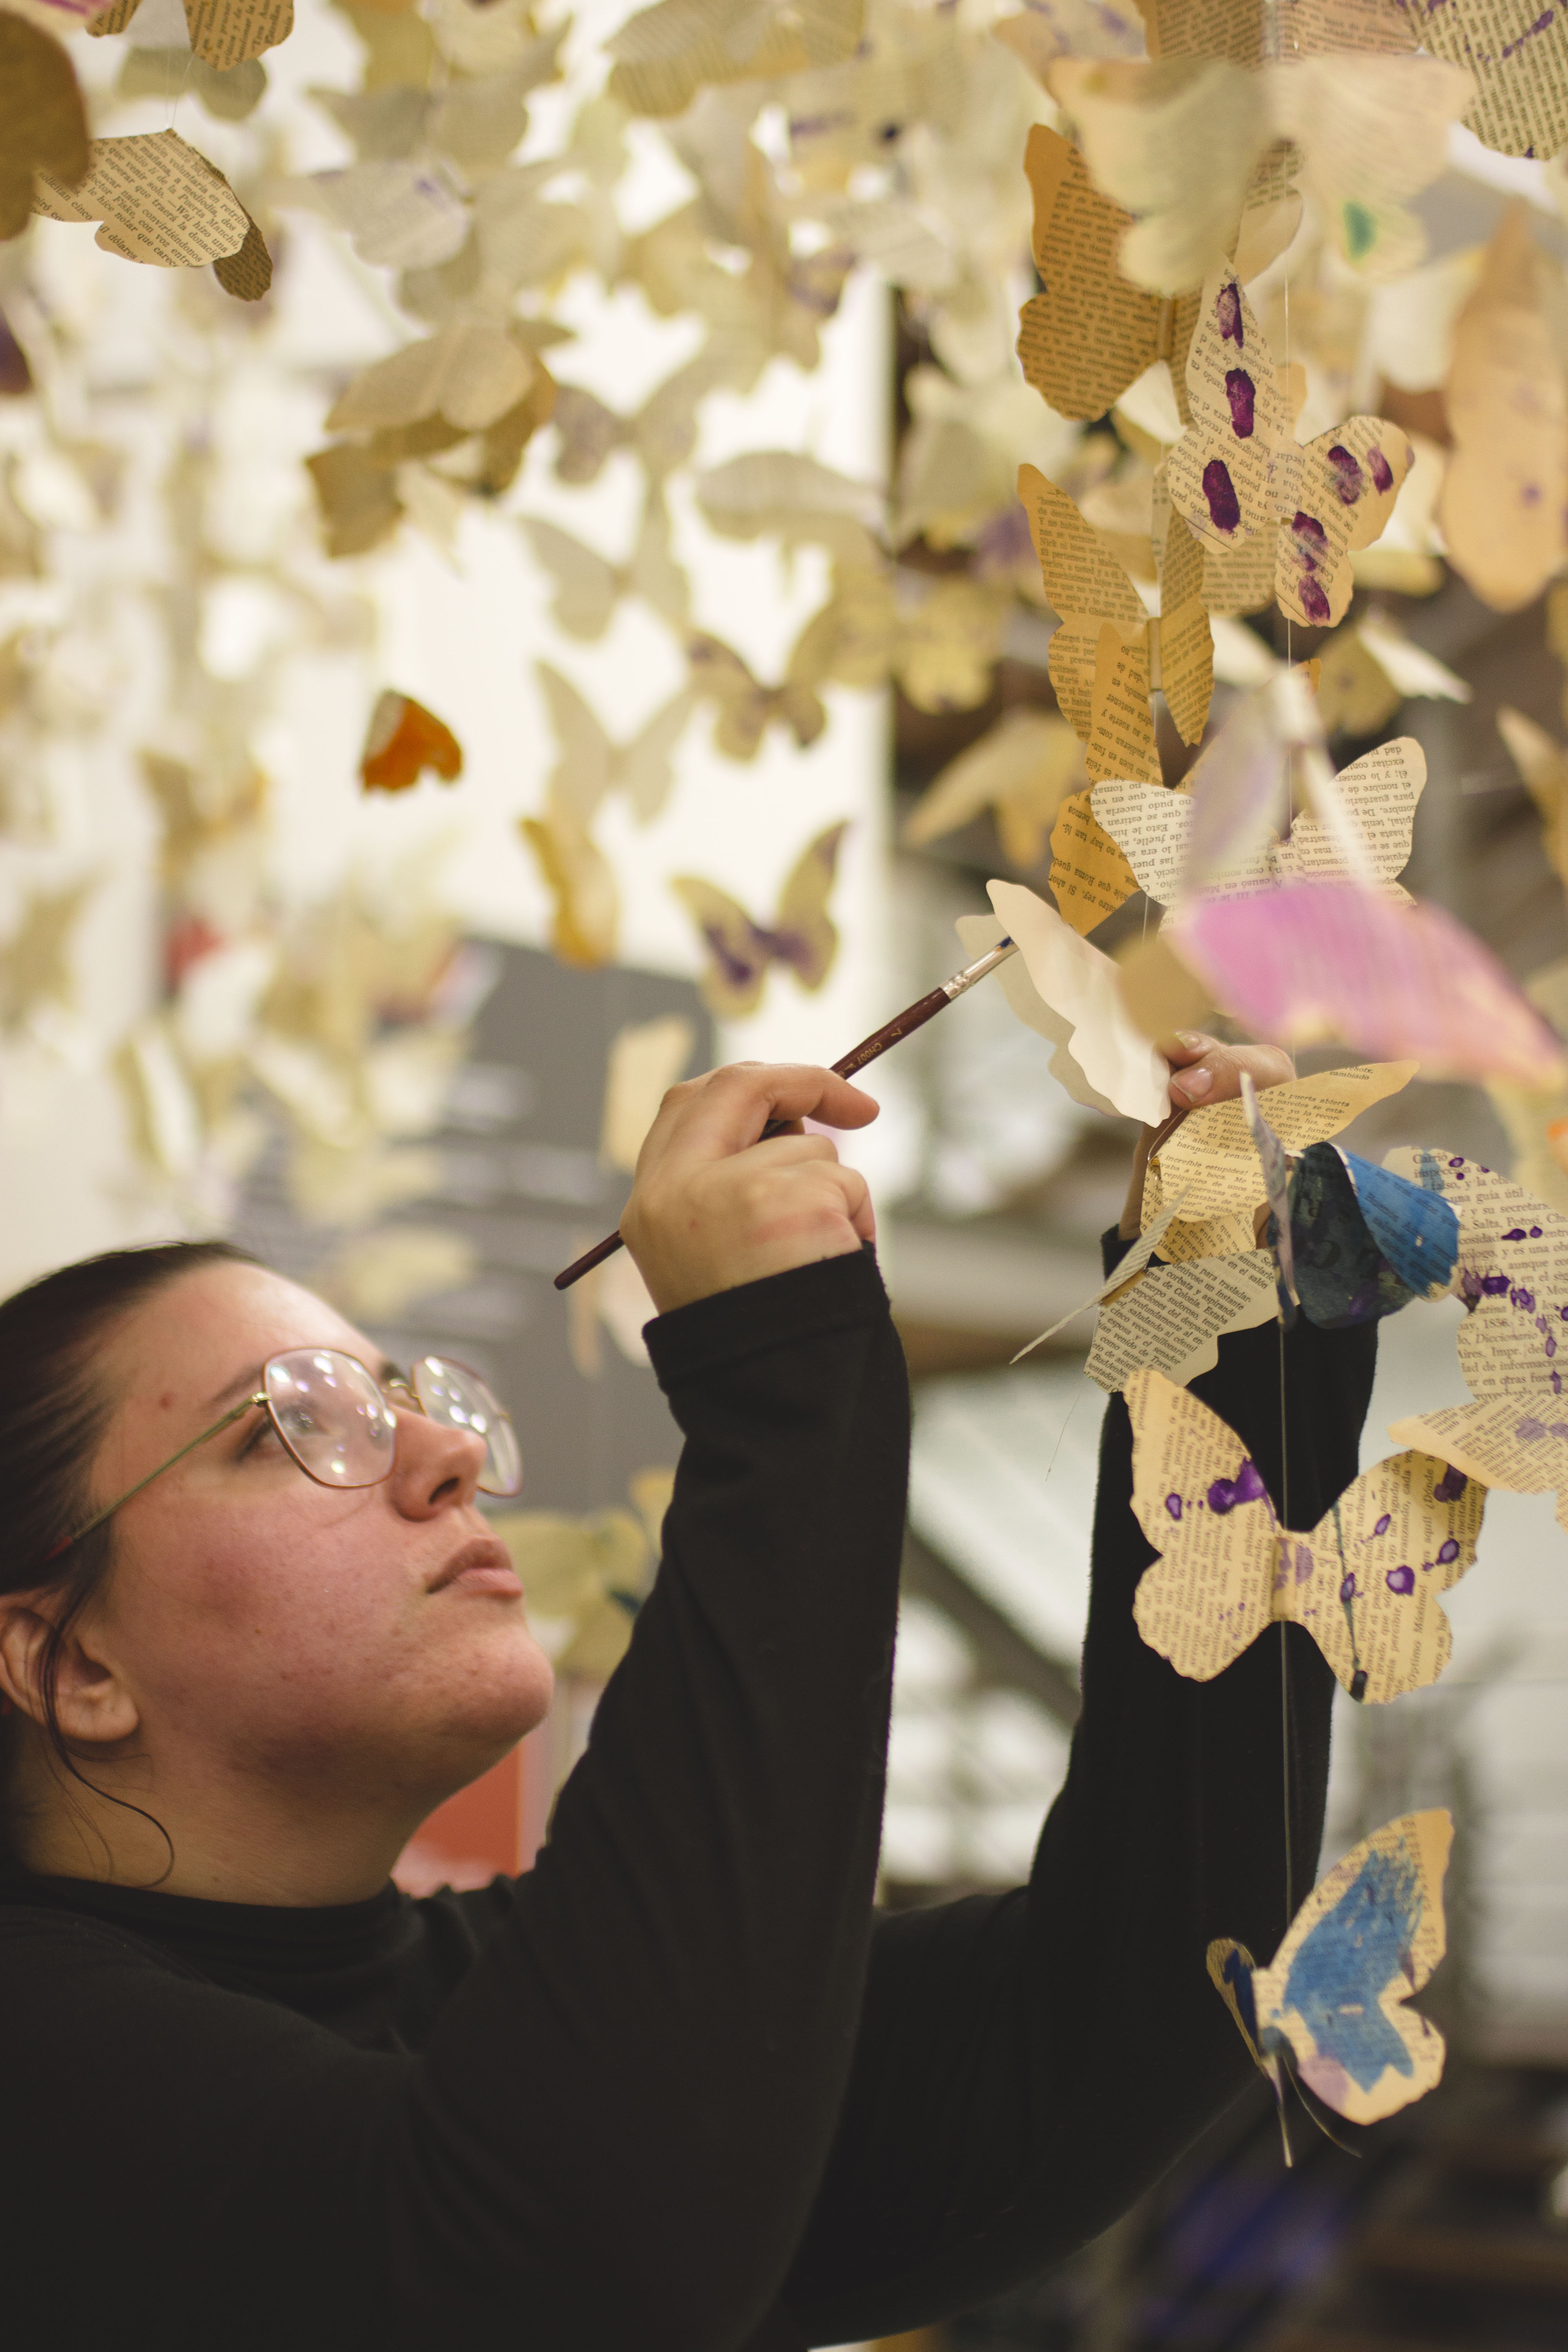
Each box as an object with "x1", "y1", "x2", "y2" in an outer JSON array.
[
  {"x1": 285, "y1": 159, "x2": 470, "y2": 272},
  {"x1": 693, "y1": 448, "x2": 882, "y2": 561},
  {"x1": 1440, "y1": 205, "x2": 1568, "y2": 616},
  {"x1": 1166, "y1": 271, "x2": 1413, "y2": 629},
  {"x1": 1146, "y1": 1061, "x2": 1417, "y2": 1262},
  {"x1": 1315, "y1": 614, "x2": 1472, "y2": 739},
  {"x1": 1051, "y1": 54, "x2": 1472, "y2": 294},
  {"x1": 0, "y1": 15, "x2": 89, "y2": 242},
  {"x1": 671, "y1": 822, "x2": 846, "y2": 1018},
  {"x1": 1498, "y1": 706, "x2": 1568, "y2": 886},
  {"x1": 328, "y1": 323, "x2": 536, "y2": 436},
  {"x1": 1094, "y1": 736, "x2": 1425, "y2": 910},
  {"x1": 1016, "y1": 123, "x2": 1199, "y2": 425},
  {"x1": 1127, "y1": 1366, "x2": 1486, "y2": 1702},
  {"x1": 1116, "y1": 927, "x2": 1214, "y2": 1041},
  {"x1": 601, "y1": 1014, "x2": 695, "y2": 1175},
  {"x1": 1209, "y1": 1809, "x2": 1452, "y2": 2128},
  {"x1": 520, "y1": 801, "x2": 619, "y2": 970},
  {"x1": 1167, "y1": 881, "x2": 1567, "y2": 1091},
  {"x1": 85, "y1": 0, "x2": 294, "y2": 65},
  {"x1": 523, "y1": 495, "x2": 689, "y2": 641},
  {"x1": 492, "y1": 1480, "x2": 662, "y2": 1680},
  {"x1": 1013, "y1": 1187, "x2": 1193, "y2": 1364},
  {"x1": 685, "y1": 631, "x2": 825, "y2": 762},
  {"x1": 1049, "y1": 788, "x2": 1144, "y2": 938},
  {"x1": 1017, "y1": 464, "x2": 1160, "y2": 784},
  {"x1": 33, "y1": 130, "x2": 260, "y2": 284},
  {"x1": 1087, "y1": 1249, "x2": 1280, "y2": 1390},
  {"x1": 955, "y1": 908, "x2": 1152, "y2": 1121},
  {"x1": 359, "y1": 692, "x2": 463, "y2": 793},
  {"x1": 905, "y1": 710, "x2": 1085, "y2": 866},
  {"x1": 535, "y1": 663, "x2": 692, "y2": 826},
  {"x1": 606, "y1": 0, "x2": 863, "y2": 119},
  {"x1": 984, "y1": 879, "x2": 1171, "y2": 1124},
  {"x1": 1412, "y1": 0, "x2": 1568, "y2": 160}
]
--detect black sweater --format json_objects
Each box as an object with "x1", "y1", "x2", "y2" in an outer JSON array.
[{"x1": 0, "y1": 1244, "x2": 1376, "y2": 2350}]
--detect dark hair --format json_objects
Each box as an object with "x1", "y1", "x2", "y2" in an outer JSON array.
[{"x1": 0, "y1": 1239, "x2": 260, "y2": 1864}]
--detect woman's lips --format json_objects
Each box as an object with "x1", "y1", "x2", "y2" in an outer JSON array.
[{"x1": 428, "y1": 1536, "x2": 521, "y2": 1597}]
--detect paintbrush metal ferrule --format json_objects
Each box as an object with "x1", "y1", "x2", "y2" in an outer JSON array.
[{"x1": 940, "y1": 936, "x2": 1016, "y2": 1000}]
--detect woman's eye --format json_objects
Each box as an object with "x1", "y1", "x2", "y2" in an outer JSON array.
[{"x1": 238, "y1": 1415, "x2": 282, "y2": 1459}]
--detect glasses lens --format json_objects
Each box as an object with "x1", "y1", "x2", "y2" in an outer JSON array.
[
  {"x1": 265, "y1": 1351, "x2": 397, "y2": 1490},
  {"x1": 412, "y1": 1357, "x2": 522, "y2": 1497}
]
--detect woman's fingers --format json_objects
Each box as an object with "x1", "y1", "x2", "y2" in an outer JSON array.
[{"x1": 1161, "y1": 1030, "x2": 1295, "y2": 1111}]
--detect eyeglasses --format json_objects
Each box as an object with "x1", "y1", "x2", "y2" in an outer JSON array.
[{"x1": 52, "y1": 1349, "x2": 522, "y2": 1559}]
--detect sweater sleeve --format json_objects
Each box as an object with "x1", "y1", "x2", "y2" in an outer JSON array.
[
  {"x1": 776, "y1": 1241, "x2": 1377, "y2": 2347},
  {"x1": 0, "y1": 1249, "x2": 910, "y2": 2352}
]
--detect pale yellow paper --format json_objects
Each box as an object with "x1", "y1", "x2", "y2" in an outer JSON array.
[
  {"x1": 1441, "y1": 204, "x2": 1568, "y2": 614},
  {"x1": 34, "y1": 129, "x2": 248, "y2": 267},
  {"x1": 1169, "y1": 267, "x2": 1285, "y2": 552},
  {"x1": 960, "y1": 887, "x2": 1171, "y2": 1123},
  {"x1": 328, "y1": 323, "x2": 534, "y2": 436},
  {"x1": 1274, "y1": 416, "x2": 1415, "y2": 630},
  {"x1": 1087, "y1": 1249, "x2": 1278, "y2": 1391},
  {"x1": 1127, "y1": 1367, "x2": 1486, "y2": 1700},
  {"x1": 1214, "y1": 1810, "x2": 1451, "y2": 2129},
  {"x1": 1415, "y1": 0, "x2": 1568, "y2": 160},
  {"x1": 1016, "y1": 124, "x2": 1195, "y2": 424},
  {"x1": 1018, "y1": 462, "x2": 1147, "y2": 630},
  {"x1": 1013, "y1": 1187, "x2": 1192, "y2": 1365},
  {"x1": 906, "y1": 710, "x2": 1084, "y2": 864},
  {"x1": 1094, "y1": 737, "x2": 1425, "y2": 912},
  {"x1": 1380, "y1": 1148, "x2": 1568, "y2": 1379},
  {"x1": 1049, "y1": 55, "x2": 1260, "y2": 295},
  {"x1": 1391, "y1": 1398, "x2": 1568, "y2": 1538},
  {"x1": 1154, "y1": 491, "x2": 1213, "y2": 748},
  {"x1": 1088, "y1": 623, "x2": 1161, "y2": 785},
  {"x1": 1268, "y1": 54, "x2": 1473, "y2": 283},
  {"x1": 1049, "y1": 788, "x2": 1142, "y2": 936},
  {"x1": 601, "y1": 1013, "x2": 695, "y2": 1174},
  {"x1": 1148, "y1": 1062, "x2": 1418, "y2": 1258},
  {"x1": 536, "y1": 662, "x2": 691, "y2": 827},
  {"x1": 183, "y1": 0, "x2": 292, "y2": 70}
]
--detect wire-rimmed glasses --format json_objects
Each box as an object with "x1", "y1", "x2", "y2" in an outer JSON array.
[{"x1": 52, "y1": 1348, "x2": 522, "y2": 1559}]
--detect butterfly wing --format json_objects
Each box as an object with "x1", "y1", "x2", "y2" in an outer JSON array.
[
  {"x1": 549, "y1": 383, "x2": 624, "y2": 485},
  {"x1": 1391, "y1": 1396, "x2": 1568, "y2": 1544},
  {"x1": 686, "y1": 631, "x2": 767, "y2": 762},
  {"x1": 1337, "y1": 1148, "x2": 1457, "y2": 1299},
  {"x1": 1297, "y1": 1449, "x2": 1484, "y2": 1703},
  {"x1": 1125, "y1": 1366, "x2": 1279, "y2": 1682},
  {"x1": 1276, "y1": 415, "x2": 1414, "y2": 630},
  {"x1": 669, "y1": 875, "x2": 772, "y2": 1018},
  {"x1": 771, "y1": 821, "x2": 847, "y2": 992},
  {"x1": 627, "y1": 486, "x2": 690, "y2": 626},
  {"x1": 1167, "y1": 268, "x2": 1286, "y2": 552},
  {"x1": 519, "y1": 800, "x2": 618, "y2": 969},
  {"x1": 522, "y1": 518, "x2": 619, "y2": 641},
  {"x1": 619, "y1": 687, "x2": 694, "y2": 825},
  {"x1": 1048, "y1": 56, "x2": 1261, "y2": 295},
  {"x1": 534, "y1": 661, "x2": 612, "y2": 820},
  {"x1": 1272, "y1": 735, "x2": 1424, "y2": 894},
  {"x1": 987, "y1": 880, "x2": 1170, "y2": 1124},
  {"x1": 1089, "y1": 782, "x2": 1192, "y2": 907},
  {"x1": 1016, "y1": 125, "x2": 1172, "y2": 422},
  {"x1": 1245, "y1": 1809, "x2": 1452, "y2": 2125}
]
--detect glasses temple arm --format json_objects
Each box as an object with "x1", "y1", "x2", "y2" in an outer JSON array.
[{"x1": 48, "y1": 1393, "x2": 267, "y2": 1560}]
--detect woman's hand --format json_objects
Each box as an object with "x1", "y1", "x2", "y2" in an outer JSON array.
[
  {"x1": 1118, "y1": 1030, "x2": 1296, "y2": 1240},
  {"x1": 621, "y1": 1063, "x2": 879, "y2": 1315}
]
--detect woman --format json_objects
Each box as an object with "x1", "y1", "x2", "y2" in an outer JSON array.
[{"x1": 0, "y1": 1043, "x2": 1375, "y2": 2350}]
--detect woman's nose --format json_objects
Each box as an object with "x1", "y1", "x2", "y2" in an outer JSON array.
[{"x1": 387, "y1": 1406, "x2": 487, "y2": 1516}]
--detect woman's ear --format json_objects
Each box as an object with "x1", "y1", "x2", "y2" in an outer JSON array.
[{"x1": 0, "y1": 1598, "x2": 140, "y2": 1749}]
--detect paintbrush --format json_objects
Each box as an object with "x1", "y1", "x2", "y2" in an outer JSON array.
[{"x1": 553, "y1": 937, "x2": 1020, "y2": 1290}]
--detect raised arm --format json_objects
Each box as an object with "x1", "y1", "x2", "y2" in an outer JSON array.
[{"x1": 780, "y1": 1040, "x2": 1379, "y2": 2346}]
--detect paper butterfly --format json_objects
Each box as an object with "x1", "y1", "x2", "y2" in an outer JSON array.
[
  {"x1": 1388, "y1": 1153, "x2": 1568, "y2": 1535},
  {"x1": 1127, "y1": 1366, "x2": 1486, "y2": 1704},
  {"x1": 549, "y1": 351, "x2": 724, "y2": 487},
  {"x1": 523, "y1": 491, "x2": 689, "y2": 642},
  {"x1": 534, "y1": 664, "x2": 693, "y2": 827},
  {"x1": 1168, "y1": 269, "x2": 1413, "y2": 630},
  {"x1": 1051, "y1": 51, "x2": 1473, "y2": 296},
  {"x1": 1015, "y1": 125, "x2": 1201, "y2": 426},
  {"x1": 685, "y1": 632, "x2": 826, "y2": 763},
  {"x1": 519, "y1": 800, "x2": 618, "y2": 971},
  {"x1": 1409, "y1": 0, "x2": 1568, "y2": 162},
  {"x1": 359, "y1": 692, "x2": 463, "y2": 795},
  {"x1": 1093, "y1": 732, "x2": 1423, "y2": 914},
  {"x1": 1209, "y1": 1808, "x2": 1453, "y2": 2128},
  {"x1": 671, "y1": 822, "x2": 846, "y2": 1018},
  {"x1": 956, "y1": 884, "x2": 1170, "y2": 1126}
]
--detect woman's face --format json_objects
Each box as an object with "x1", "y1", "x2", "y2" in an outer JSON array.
[{"x1": 82, "y1": 1260, "x2": 554, "y2": 1811}]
